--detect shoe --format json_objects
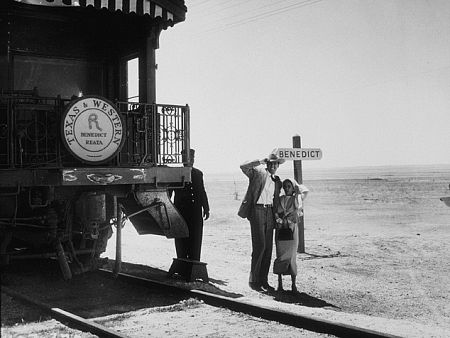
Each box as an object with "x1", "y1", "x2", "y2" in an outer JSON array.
[
  {"x1": 249, "y1": 282, "x2": 263, "y2": 291},
  {"x1": 261, "y1": 283, "x2": 275, "y2": 292}
]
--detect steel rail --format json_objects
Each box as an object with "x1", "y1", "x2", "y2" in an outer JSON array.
[
  {"x1": 1, "y1": 286, "x2": 130, "y2": 338},
  {"x1": 99, "y1": 269, "x2": 403, "y2": 338}
]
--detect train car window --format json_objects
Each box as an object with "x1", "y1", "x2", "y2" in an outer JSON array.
[
  {"x1": 127, "y1": 58, "x2": 139, "y2": 103},
  {"x1": 13, "y1": 55, "x2": 103, "y2": 99}
]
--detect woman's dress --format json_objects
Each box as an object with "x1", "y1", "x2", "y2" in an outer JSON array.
[{"x1": 273, "y1": 194, "x2": 300, "y2": 275}]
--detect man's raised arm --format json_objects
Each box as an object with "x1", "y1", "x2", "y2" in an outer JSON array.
[{"x1": 240, "y1": 159, "x2": 264, "y2": 178}]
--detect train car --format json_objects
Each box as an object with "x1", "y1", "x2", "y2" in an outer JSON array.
[{"x1": 0, "y1": 0, "x2": 190, "y2": 279}]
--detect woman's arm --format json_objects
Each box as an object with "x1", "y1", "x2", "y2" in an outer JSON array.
[
  {"x1": 294, "y1": 183, "x2": 309, "y2": 200},
  {"x1": 274, "y1": 212, "x2": 284, "y2": 228}
]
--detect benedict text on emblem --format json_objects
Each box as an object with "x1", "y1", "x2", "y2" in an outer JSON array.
[{"x1": 62, "y1": 96, "x2": 124, "y2": 163}]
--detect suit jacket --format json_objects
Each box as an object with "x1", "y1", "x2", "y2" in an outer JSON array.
[
  {"x1": 174, "y1": 167, "x2": 209, "y2": 223},
  {"x1": 238, "y1": 160, "x2": 281, "y2": 219}
]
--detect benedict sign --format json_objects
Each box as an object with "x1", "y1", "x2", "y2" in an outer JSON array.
[
  {"x1": 62, "y1": 96, "x2": 124, "y2": 164},
  {"x1": 275, "y1": 148, "x2": 323, "y2": 161}
]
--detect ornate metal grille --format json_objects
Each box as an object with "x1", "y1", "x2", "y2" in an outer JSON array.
[
  {"x1": 0, "y1": 92, "x2": 66, "y2": 168},
  {"x1": 0, "y1": 92, "x2": 189, "y2": 168},
  {"x1": 157, "y1": 104, "x2": 189, "y2": 165},
  {"x1": 115, "y1": 101, "x2": 189, "y2": 166}
]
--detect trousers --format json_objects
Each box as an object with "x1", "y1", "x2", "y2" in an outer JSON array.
[
  {"x1": 248, "y1": 205, "x2": 275, "y2": 285},
  {"x1": 174, "y1": 207, "x2": 204, "y2": 261},
  {"x1": 174, "y1": 223, "x2": 203, "y2": 261}
]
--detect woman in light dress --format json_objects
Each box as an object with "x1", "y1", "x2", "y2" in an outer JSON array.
[{"x1": 273, "y1": 178, "x2": 309, "y2": 292}]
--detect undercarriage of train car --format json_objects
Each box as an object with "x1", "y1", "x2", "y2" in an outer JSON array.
[{"x1": 0, "y1": 91, "x2": 191, "y2": 279}]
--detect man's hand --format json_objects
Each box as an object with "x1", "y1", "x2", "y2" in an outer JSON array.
[{"x1": 204, "y1": 210, "x2": 210, "y2": 220}]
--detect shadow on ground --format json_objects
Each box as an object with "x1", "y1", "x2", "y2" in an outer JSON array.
[
  {"x1": 272, "y1": 290, "x2": 339, "y2": 309},
  {"x1": 2, "y1": 260, "x2": 195, "y2": 324},
  {"x1": 112, "y1": 262, "x2": 339, "y2": 310},
  {"x1": 299, "y1": 250, "x2": 344, "y2": 260},
  {"x1": 114, "y1": 261, "x2": 337, "y2": 308},
  {"x1": 108, "y1": 260, "x2": 243, "y2": 298}
]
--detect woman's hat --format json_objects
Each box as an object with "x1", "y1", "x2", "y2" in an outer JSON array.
[{"x1": 264, "y1": 153, "x2": 285, "y2": 164}]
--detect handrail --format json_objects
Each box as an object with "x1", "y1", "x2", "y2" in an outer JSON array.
[{"x1": 0, "y1": 93, "x2": 189, "y2": 169}]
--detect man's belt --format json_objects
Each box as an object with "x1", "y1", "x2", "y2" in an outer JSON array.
[{"x1": 255, "y1": 204, "x2": 272, "y2": 208}]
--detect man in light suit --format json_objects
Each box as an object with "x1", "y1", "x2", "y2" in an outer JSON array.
[{"x1": 239, "y1": 153, "x2": 285, "y2": 292}]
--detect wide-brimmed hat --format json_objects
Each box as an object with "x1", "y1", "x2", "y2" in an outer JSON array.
[{"x1": 264, "y1": 153, "x2": 285, "y2": 164}]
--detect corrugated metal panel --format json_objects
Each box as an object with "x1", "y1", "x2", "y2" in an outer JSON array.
[{"x1": 13, "y1": 0, "x2": 174, "y2": 20}]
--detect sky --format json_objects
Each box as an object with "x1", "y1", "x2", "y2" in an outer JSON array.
[{"x1": 155, "y1": 0, "x2": 450, "y2": 174}]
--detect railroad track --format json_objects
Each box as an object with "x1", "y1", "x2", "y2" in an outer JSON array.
[
  {"x1": 2, "y1": 286, "x2": 128, "y2": 338},
  {"x1": 2, "y1": 266, "x2": 402, "y2": 338},
  {"x1": 98, "y1": 269, "x2": 402, "y2": 338}
]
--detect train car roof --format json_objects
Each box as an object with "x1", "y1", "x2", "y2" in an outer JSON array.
[{"x1": 6, "y1": 0, "x2": 187, "y2": 25}]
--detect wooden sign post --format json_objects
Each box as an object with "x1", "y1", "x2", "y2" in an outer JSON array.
[
  {"x1": 293, "y1": 135, "x2": 305, "y2": 253},
  {"x1": 273, "y1": 136, "x2": 322, "y2": 253}
]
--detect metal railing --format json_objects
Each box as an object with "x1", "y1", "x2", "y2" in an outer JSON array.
[
  {"x1": 115, "y1": 101, "x2": 190, "y2": 166},
  {"x1": 0, "y1": 92, "x2": 66, "y2": 168},
  {"x1": 0, "y1": 92, "x2": 189, "y2": 168}
]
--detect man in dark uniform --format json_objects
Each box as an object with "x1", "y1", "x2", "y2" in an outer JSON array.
[{"x1": 173, "y1": 149, "x2": 210, "y2": 261}]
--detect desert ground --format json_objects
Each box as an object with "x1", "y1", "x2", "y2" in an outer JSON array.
[
  {"x1": 2, "y1": 166, "x2": 450, "y2": 337},
  {"x1": 100, "y1": 168, "x2": 450, "y2": 337}
]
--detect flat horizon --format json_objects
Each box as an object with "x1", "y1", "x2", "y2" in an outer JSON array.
[{"x1": 205, "y1": 162, "x2": 450, "y2": 177}]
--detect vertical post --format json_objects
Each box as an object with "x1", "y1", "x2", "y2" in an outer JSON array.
[
  {"x1": 293, "y1": 135, "x2": 305, "y2": 253},
  {"x1": 113, "y1": 196, "x2": 122, "y2": 276},
  {"x1": 146, "y1": 26, "x2": 161, "y2": 104},
  {"x1": 55, "y1": 239, "x2": 72, "y2": 280}
]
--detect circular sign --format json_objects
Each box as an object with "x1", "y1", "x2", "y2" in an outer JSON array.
[{"x1": 61, "y1": 96, "x2": 124, "y2": 164}]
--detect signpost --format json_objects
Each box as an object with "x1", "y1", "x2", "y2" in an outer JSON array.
[
  {"x1": 276, "y1": 148, "x2": 322, "y2": 161},
  {"x1": 274, "y1": 135, "x2": 322, "y2": 253}
]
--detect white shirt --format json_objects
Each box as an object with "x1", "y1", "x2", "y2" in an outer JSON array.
[{"x1": 256, "y1": 172, "x2": 275, "y2": 205}]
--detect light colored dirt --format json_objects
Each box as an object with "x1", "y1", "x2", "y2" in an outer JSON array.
[
  {"x1": 101, "y1": 175, "x2": 450, "y2": 337},
  {"x1": 2, "y1": 174, "x2": 450, "y2": 337}
]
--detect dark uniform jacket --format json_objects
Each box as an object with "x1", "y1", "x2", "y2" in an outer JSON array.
[
  {"x1": 173, "y1": 167, "x2": 209, "y2": 260},
  {"x1": 174, "y1": 167, "x2": 209, "y2": 221}
]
